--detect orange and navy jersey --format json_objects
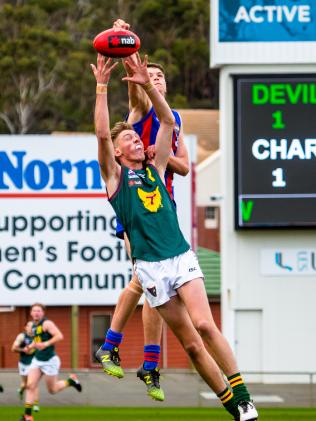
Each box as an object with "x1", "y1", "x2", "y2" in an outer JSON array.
[{"x1": 132, "y1": 107, "x2": 181, "y2": 200}]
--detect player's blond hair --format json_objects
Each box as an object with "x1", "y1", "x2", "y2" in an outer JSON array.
[
  {"x1": 147, "y1": 62, "x2": 165, "y2": 74},
  {"x1": 110, "y1": 121, "x2": 134, "y2": 143}
]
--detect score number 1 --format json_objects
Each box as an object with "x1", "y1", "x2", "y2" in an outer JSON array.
[
  {"x1": 272, "y1": 110, "x2": 285, "y2": 129},
  {"x1": 272, "y1": 111, "x2": 286, "y2": 187},
  {"x1": 272, "y1": 168, "x2": 286, "y2": 187}
]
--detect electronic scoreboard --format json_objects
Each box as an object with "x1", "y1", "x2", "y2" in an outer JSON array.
[{"x1": 234, "y1": 74, "x2": 316, "y2": 228}]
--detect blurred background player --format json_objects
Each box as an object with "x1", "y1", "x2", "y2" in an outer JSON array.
[
  {"x1": 95, "y1": 18, "x2": 189, "y2": 402},
  {"x1": 19, "y1": 303, "x2": 82, "y2": 421},
  {"x1": 11, "y1": 322, "x2": 40, "y2": 412}
]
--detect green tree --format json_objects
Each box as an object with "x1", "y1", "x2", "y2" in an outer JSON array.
[
  {"x1": 0, "y1": 0, "x2": 217, "y2": 134},
  {"x1": 0, "y1": 1, "x2": 74, "y2": 133}
]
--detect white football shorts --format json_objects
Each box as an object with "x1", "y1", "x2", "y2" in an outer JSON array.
[
  {"x1": 29, "y1": 355, "x2": 61, "y2": 376},
  {"x1": 134, "y1": 249, "x2": 204, "y2": 307},
  {"x1": 18, "y1": 361, "x2": 32, "y2": 376}
]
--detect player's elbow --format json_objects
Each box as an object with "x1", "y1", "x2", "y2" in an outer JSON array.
[
  {"x1": 161, "y1": 113, "x2": 175, "y2": 128},
  {"x1": 96, "y1": 131, "x2": 111, "y2": 143},
  {"x1": 179, "y1": 164, "x2": 189, "y2": 176}
]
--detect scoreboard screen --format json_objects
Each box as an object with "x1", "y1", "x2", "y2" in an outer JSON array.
[{"x1": 234, "y1": 74, "x2": 316, "y2": 229}]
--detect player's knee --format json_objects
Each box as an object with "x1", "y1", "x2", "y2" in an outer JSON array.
[
  {"x1": 194, "y1": 319, "x2": 219, "y2": 339},
  {"x1": 26, "y1": 381, "x2": 37, "y2": 392},
  {"x1": 183, "y1": 338, "x2": 204, "y2": 359},
  {"x1": 47, "y1": 385, "x2": 56, "y2": 394},
  {"x1": 194, "y1": 319, "x2": 211, "y2": 336}
]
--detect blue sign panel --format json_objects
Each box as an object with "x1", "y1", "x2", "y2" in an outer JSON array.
[{"x1": 219, "y1": 0, "x2": 316, "y2": 42}]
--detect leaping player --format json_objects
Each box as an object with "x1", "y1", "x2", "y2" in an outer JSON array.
[{"x1": 91, "y1": 51, "x2": 258, "y2": 421}]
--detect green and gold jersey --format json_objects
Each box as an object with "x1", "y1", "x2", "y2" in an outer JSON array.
[
  {"x1": 109, "y1": 165, "x2": 190, "y2": 261},
  {"x1": 32, "y1": 318, "x2": 55, "y2": 361},
  {"x1": 19, "y1": 333, "x2": 35, "y2": 365}
]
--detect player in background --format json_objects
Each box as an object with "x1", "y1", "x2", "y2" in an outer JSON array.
[
  {"x1": 91, "y1": 51, "x2": 258, "y2": 421},
  {"x1": 19, "y1": 304, "x2": 82, "y2": 421},
  {"x1": 95, "y1": 18, "x2": 189, "y2": 402},
  {"x1": 11, "y1": 322, "x2": 40, "y2": 412},
  {"x1": 0, "y1": 385, "x2": 3, "y2": 392}
]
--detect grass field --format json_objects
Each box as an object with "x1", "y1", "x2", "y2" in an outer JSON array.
[{"x1": 1, "y1": 407, "x2": 316, "y2": 420}]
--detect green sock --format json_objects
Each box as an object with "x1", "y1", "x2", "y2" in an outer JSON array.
[
  {"x1": 228, "y1": 372, "x2": 251, "y2": 403},
  {"x1": 217, "y1": 387, "x2": 239, "y2": 418},
  {"x1": 24, "y1": 403, "x2": 32, "y2": 415},
  {"x1": 67, "y1": 377, "x2": 78, "y2": 388}
]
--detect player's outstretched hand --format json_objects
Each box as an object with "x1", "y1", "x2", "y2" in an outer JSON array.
[
  {"x1": 145, "y1": 145, "x2": 156, "y2": 160},
  {"x1": 122, "y1": 53, "x2": 150, "y2": 86},
  {"x1": 90, "y1": 54, "x2": 118, "y2": 84},
  {"x1": 113, "y1": 18, "x2": 130, "y2": 31},
  {"x1": 112, "y1": 18, "x2": 137, "y2": 76}
]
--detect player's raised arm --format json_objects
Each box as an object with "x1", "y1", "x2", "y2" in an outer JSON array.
[
  {"x1": 167, "y1": 125, "x2": 189, "y2": 176},
  {"x1": 126, "y1": 55, "x2": 151, "y2": 120},
  {"x1": 90, "y1": 54, "x2": 121, "y2": 196},
  {"x1": 123, "y1": 53, "x2": 175, "y2": 179},
  {"x1": 112, "y1": 19, "x2": 150, "y2": 120}
]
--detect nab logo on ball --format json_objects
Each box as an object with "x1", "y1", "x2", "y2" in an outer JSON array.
[
  {"x1": 93, "y1": 28, "x2": 140, "y2": 58},
  {"x1": 109, "y1": 35, "x2": 135, "y2": 48}
]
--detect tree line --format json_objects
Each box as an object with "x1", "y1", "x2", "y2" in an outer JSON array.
[{"x1": 0, "y1": 0, "x2": 218, "y2": 134}]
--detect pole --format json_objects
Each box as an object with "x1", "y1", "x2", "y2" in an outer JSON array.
[{"x1": 71, "y1": 305, "x2": 79, "y2": 369}]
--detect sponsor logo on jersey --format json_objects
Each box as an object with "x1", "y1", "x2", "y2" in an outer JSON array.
[
  {"x1": 128, "y1": 180, "x2": 143, "y2": 187},
  {"x1": 137, "y1": 186, "x2": 162, "y2": 212},
  {"x1": 128, "y1": 174, "x2": 141, "y2": 179}
]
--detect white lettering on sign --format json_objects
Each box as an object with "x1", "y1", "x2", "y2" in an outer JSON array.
[
  {"x1": 234, "y1": 5, "x2": 311, "y2": 24},
  {"x1": 252, "y1": 138, "x2": 316, "y2": 160}
]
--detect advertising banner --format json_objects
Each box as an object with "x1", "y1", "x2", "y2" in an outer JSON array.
[
  {"x1": 0, "y1": 135, "x2": 194, "y2": 305},
  {"x1": 219, "y1": 0, "x2": 316, "y2": 43},
  {"x1": 211, "y1": 0, "x2": 316, "y2": 66},
  {"x1": 261, "y1": 249, "x2": 316, "y2": 276}
]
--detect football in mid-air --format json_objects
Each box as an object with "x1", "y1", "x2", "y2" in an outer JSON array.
[{"x1": 93, "y1": 28, "x2": 141, "y2": 58}]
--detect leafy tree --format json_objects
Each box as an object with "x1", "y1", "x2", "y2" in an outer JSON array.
[
  {"x1": 0, "y1": 1, "x2": 73, "y2": 133},
  {"x1": 0, "y1": 0, "x2": 218, "y2": 134}
]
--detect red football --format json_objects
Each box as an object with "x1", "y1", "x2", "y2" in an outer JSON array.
[{"x1": 93, "y1": 28, "x2": 141, "y2": 58}]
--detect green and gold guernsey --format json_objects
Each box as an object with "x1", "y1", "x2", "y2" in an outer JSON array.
[
  {"x1": 20, "y1": 333, "x2": 35, "y2": 365},
  {"x1": 109, "y1": 165, "x2": 190, "y2": 261},
  {"x1": 32, "y1": 318, "x2": 55, "y2": 361}
]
